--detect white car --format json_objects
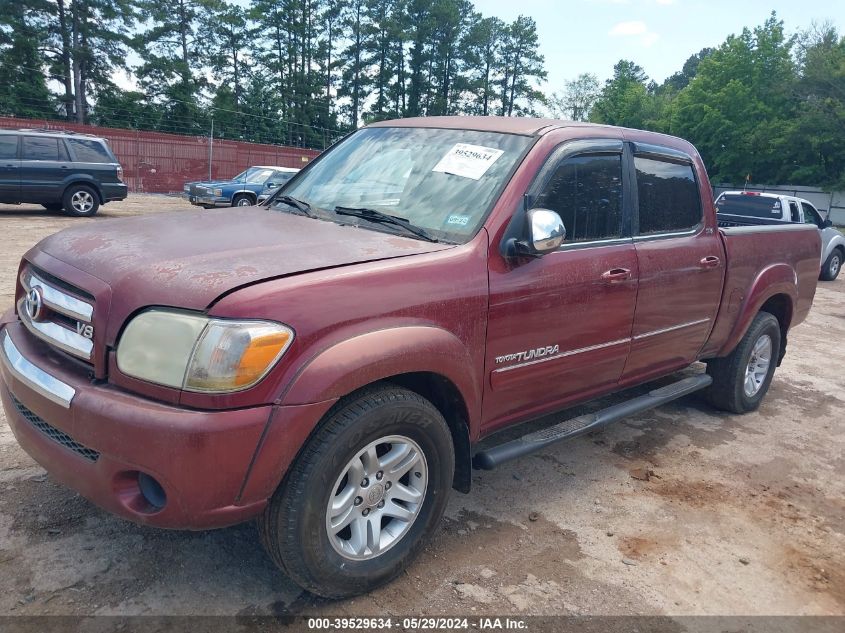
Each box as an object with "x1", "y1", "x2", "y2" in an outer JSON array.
[
  {"x1": 257, "y1": 168, "x2": 300, "y2": 204},
  {"x1": 716, "y1": 191, "x2": 845, "y2": 281}
]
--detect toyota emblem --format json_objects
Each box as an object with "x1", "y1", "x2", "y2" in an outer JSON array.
[{"x1": 24, "y1": 287, "x2": 45, "y2": 321}]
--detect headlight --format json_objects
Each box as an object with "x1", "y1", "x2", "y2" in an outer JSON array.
[
  {"x1": 213, "y1": 188, "x2": 223, "y2": 196},
  {"x1": 116, "y1": 310, "x2": 294, "y2": 393}
]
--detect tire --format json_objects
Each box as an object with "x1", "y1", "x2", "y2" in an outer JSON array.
[
  {"x1": 706, "y1": 311, "x2": 781, "y2": 414},
  {"x1": 62, "y1": 184, "x2": 100, "y2": 217},
  {"x1": 258, "y1": 384, "x2": 454, "y2": 599},
  {"x1": 42, "y1": 203, "x2": 63, "y2": 213},
  {"x1": 820, "y1": 248, "x2": 843, "y2": 281},
  {"x1": 232, "y1": 193, "x2": 253, "y2": 207}
]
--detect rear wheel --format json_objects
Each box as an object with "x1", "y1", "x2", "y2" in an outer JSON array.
[
  {"x1": 706, "y1": 311, "x2": 781, "y2": 413},
  {"x1": 232, "y1": 193, "x2": 253, "y2": 207},
  {"x1": 258, "y1": 385, "x2": 454, "y2": 599},
  {"x1": 820, "y1": 248, "x2": 843, "y2": 281},
  {"x1": 62, "y1": 184, "x2": 99, "y2": 217}
]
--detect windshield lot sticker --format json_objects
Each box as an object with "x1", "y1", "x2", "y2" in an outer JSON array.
[
  {"x1": 432, "y1": 144, "x2": 504, "y2": 180},
  {"x1": 447, "y1": 214, "x2": 470, "y2": 226}
]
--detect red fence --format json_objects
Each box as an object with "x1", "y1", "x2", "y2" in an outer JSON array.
[{"x1": 0, "y1": 117, "x2": 321, "y2": 194}]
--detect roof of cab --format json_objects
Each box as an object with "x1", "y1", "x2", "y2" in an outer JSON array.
[
  {"x1": 365, "y1": 116, "x2": 700, "y2": 155},
  {"x1": 367, "y1": 116, "x2": 566, "y2": 136}
]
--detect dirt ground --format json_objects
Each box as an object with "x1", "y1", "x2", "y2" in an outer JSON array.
[{"x1": 0, "y1": 196, "x2": 843, "y2": 620}]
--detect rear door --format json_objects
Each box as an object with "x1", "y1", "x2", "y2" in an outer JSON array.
[
  {"x1": 0, "y1": 134, "x2": 19, "y2": 202},
  {"x1": 621, "y1": 144, "x2": 724, "y2": 382},
  {"x1": 19, "y1": 136, "x2": 72, "y2": 202},
  {"x1": 484, "y1": 139, "x2": 638, "y2": 430}
]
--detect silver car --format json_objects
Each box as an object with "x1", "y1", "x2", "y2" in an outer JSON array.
[{"x1": 716, "y1": 191, "x2": 845, "y2": 281}]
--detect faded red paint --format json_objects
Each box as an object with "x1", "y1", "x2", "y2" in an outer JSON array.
[
  {"x1": 0, "y1": 117, "x2": 821, "y2": 530},
  {"x1": 0, "y1": 116, "x2": 319, "y2": 194}
]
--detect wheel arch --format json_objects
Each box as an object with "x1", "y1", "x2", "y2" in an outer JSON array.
[
  {"x1": 63, "y1": 179, "x2": 103, "y2": 203},
  {"x1": 231, "y1": 190, "x2": 257, "y2": 204},
  {"x1": 263, "y1": 326, "x2": 481, "y2": 496},
  {"x1": 716, "y1": 263, "x2": 797, "y2": 360}
]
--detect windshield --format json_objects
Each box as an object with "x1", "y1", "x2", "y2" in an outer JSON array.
[
  {"x1": 278, "y1": 126, "x2": 533, "y2": 242},
  {"x1": 231, "y1": 167, "x2": 275, "y2": 184},
  {"x1": 716, "y1": 194, "x2": 783, "y2": 219}
]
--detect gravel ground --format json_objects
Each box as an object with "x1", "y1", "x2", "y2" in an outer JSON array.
[{"x1": 0, "y1": 196, "x2": 842, "y2": 620}]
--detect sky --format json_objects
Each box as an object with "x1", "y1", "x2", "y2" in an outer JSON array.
[
  {"x1": 115, "y1": 0, "x2": 845, "y2": 103},
  {"x1": 473, "y1": 0, "x2": 845, "y2": 93}
]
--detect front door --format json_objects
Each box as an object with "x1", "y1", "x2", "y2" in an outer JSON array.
[
  {"x1": 0, "y1": 135, "x2": 19, "y2": 202},
  {"x1": 621, "y1": 146, "x2": 724, "y2": 382},
  {"x1": 483, "y1": 142, "x2": 638, "y2": 432}
]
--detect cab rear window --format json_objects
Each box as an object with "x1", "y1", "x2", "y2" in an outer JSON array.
[{"x1": 716, "y1": 194, "x2": 781, "y2": 218}]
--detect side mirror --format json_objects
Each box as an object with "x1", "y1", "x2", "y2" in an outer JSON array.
[
  {"x1": 527, "y1": 208, "x2": 566, "y2": 254},
  {"x1": 822, "y1": 218, "x2": 833, "y2": 229},
  {"x1": 266, "y1": 182, "x2": 277, "y2": 189}
]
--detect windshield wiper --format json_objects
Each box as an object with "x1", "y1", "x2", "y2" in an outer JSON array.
[
  {"x1": 274, "y1": 195, "x2": 314, "y2": 217},
  {"x1": 334, "y1": 206, "x2": 438, "y2": 242}
]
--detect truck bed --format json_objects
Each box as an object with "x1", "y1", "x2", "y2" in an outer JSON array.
[{"x1": 701, "y1": 223, "x2": 821, "y2": 359}]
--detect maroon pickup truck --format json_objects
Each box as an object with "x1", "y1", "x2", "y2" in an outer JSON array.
[{"x1": 0, "y1": 117, "x2": 820, "y2": 598}]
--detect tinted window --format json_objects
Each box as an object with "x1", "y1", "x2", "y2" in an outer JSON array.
[
  {"x1": 0, "y1": 135, "x2": 17, "y2": 159},
  {"x1": 635, "y1": 157, "x2": 701, "y2": 234},
  {"x1": 66, "y1": 138, "x2": 112, "y2": 163},
  {"x1": 788, "y1": 201, "x2": 800, "y2": 223},
  {"x1": 801, "y1": 202, "x2": 821, "y2": 227},
  {"x1": 534, "y1": 154, "x2": 623, "y2": 242},
  {"x1": 716, "y1": 194, "x2": 782, "y2": 218},
  {"x1": 22, "y1": 136, "x2": 59, "y2": 161}
]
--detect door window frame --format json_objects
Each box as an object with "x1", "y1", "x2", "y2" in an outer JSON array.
[
  {"x1": 508, "y1": 138, "x2": 634, "y2": 252},
  {"x1": 629, "y1": 142, "x2": 704, "y2": 242},
  {"x1": 800, "y1": 201, "x2": 822, "y2": 227},
  {"x1": 21, "y1": 135, "x2": 64, "y2": 162}
]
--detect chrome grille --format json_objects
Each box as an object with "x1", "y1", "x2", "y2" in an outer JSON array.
[
  {"x1": 11, "y1": 394, "x2": 100, "y2": 462},
  {"x1": 18, "y1": 269, "x2": 95, "y2": 362}
]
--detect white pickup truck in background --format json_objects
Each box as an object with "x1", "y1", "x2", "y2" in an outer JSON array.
[{"x1": 716, "y1": 191, "x2": 845, "y2": 281}]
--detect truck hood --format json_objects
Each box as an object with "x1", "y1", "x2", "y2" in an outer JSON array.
[{"x1": 34, "y1": 207, "x2": 453, "y2": 316}]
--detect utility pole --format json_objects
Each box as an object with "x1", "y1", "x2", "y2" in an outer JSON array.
[{"x1": 208, "y1": 117, "x2": 214, "y2": 181}]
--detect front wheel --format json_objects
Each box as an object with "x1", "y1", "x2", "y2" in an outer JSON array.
[
  {"x1": 258, "y1": 385, "x2": 454, "y2": 599},
  {"x1": 706, "y1": 311, "x2": 781, "y2": 413},
  {"x1": 820, "y1": 249, "x2": 842, "y2": 281},
  {"x1": 232, "y1": 193, "x2": 253, "y2": 207}
]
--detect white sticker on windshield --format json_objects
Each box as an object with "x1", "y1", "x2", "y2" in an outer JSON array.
[
  {"x1": 447, "y1": 214, "x2": 470, "y2": 226},
  {"x1": 432, "y1": 143, "x2": 504, "y2": 180}
]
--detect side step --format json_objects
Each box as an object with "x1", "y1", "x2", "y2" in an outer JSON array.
[{"x1": 472, "y1": 374, "x2": 712, "y2": 470}]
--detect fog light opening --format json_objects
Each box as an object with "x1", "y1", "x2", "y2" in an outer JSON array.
[{"x1": 138, "y1": 472, "x2": 167, "y2": 510}]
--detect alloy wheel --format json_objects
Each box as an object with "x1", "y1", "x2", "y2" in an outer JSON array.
[{"x1": 325, "y1": 435, "x2": 428, "y2": 561}]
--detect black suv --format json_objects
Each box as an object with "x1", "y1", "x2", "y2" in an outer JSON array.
[{"x1": 0, "y1": 129, "x2": 127, "y2": 217}]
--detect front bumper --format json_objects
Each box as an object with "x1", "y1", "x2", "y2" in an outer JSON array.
[
  {"x1": 102, "y1": 182, "x2": 128, "y2": 202},
  {"x1": 0, "y1": 322, "x2": 331, "y2": 530},
  {"x1": 188, "y1": 195, "x2": 230, "y2": 207}
]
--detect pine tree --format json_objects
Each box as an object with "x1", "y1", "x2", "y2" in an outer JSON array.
[{"x1": 0, "y1": 0, "x2": 55, "y2": 118}]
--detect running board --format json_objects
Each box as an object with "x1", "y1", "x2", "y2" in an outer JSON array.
[{"x1": 472, "y1": 374, "x2": 712, "y2": 470}]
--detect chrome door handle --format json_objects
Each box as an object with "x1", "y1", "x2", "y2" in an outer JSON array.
[
  {"x1": 601, "y1": 268, "x2": 632, "y2": 283},
  {"x1": 699, "y1": 256, "x2": 720, "y2": 269}
]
